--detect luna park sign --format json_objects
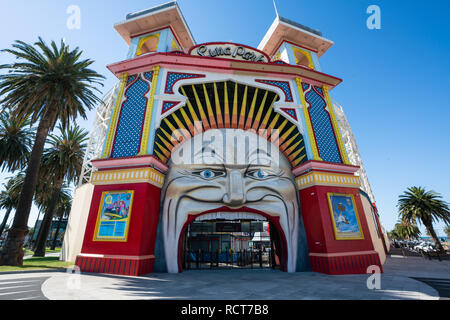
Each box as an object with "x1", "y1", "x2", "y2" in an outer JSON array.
[{"x1": 189, "y1": 42, "x2": 269, "y2": 63}]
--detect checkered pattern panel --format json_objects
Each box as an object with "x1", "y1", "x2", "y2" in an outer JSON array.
[
  {"x1": 165, "y1": 72, "x2": 205, "y2": 94},
  {"x1": 281, "y1": 108, "x2": 298, "y2": 121},
  {"x1": 143, "y1": 72, "x2": 153, "y2": 82},
  {"x1": 162, "y1": 101, "x2": 178, "y2": 114},
  {"x1": 126, "y1": 75, "x2": 137, "y2": 86},
  {"x1": 256, "y1": 80, "x2": 293, "y2": 102},
  {"x1": 305, "y1": 87, "x2": 342, "y2": 163},
  {"x1": 302, "y1": 83, "x2": 310, "y2": 92},
  {"x1": 112, "y1": 75, "x2": 150, "y2": 158}
]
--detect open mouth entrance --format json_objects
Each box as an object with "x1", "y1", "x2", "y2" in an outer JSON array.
[{"x1": 180, "y1": 212, "x2": 285, "y2": 271}]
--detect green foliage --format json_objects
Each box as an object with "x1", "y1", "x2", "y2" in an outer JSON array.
[
  {"x1": 0, "y1": 37, "x2": 105, "y2": 130},
  {"x1": 398, "y1": 186, "x2": 450, "y2": 251},
  {"x1": 445, "y1": 225, "x2": 450, "y2": 237},
  {"x1": 40, "y1": 124, "x2": 88, "y2": 185},
  {"x1": 0, "y1": 256, "x2": 73, "y2": 272},
  {"x1": 388, "y1": 220, "x2": 421, "y2": 240},
  {"x1": 0, "y1": 111, "x2": 34, "y2": 172}
]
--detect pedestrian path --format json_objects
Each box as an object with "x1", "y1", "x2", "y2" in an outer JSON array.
[
  {"x1": 0, "y1": 276, "x2": 49, "y2": 300},
  {"x1": 0, "y1": 255, "x2": 448, "y2": 300},
  {"x1": 23, "y1": 252, "x2": 61, "y2": 260},
  {"x1": 412, "y1": 277, "x2": 450, "y2": 300}
]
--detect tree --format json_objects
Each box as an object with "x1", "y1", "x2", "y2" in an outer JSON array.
[
  {"x1": 33, "y1": 179, "x2": 71, "y2": 252},
  {"x1": 0, "y1": 38, "x2": 104, "y2": 266},
  {"x1": 0, "y1": 110, "x2": 34, "y2": 172},
  {"x1": 50, "y1": 197, "x2": 72, "y2": 251},
  {"x1": 445, "y1": 226, "x2": 450, "y2": 238},
  {"x1": 388, "y1": 220, "x2": 421, "y2": 241},
  {"x1": 33, "y1": 124, "x2": 88, "y2": 257},
  {"x1": 398, "y1": 186, "x2": 450, "y2": 253},
  {"x1": 0, "y1": 173, "x2": 24, "y2": 236}
]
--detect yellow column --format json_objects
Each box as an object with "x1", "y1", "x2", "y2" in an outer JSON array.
[
  {"x1": 295, "y1": 78, "x2": 321, "y2": 161},
  {"x1": 139, "y1": 65, "x2": 161, "y2": 156},
  {"x1": 322, "y1": 85, "x2": 350, "y2": 164},
  {"x1": 102, "y1": 73, "x2": 128, "y2": 159}
]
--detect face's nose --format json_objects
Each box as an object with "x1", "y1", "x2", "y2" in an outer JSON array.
[{"x1": 223, "y1": 169, "x2": 245, "y2": 207}]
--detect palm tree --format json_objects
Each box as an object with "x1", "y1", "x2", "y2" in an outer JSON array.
[
  {"x1": 0, "y1": 38, "x2": 104, "y2": 266},
  {"x1": 33, "y1": 124, "x2": 88, "y2": 257},
  {"x1": 445, "y1": 226, "x2": 450, "y2": 238},
  {"x1": 33, "y1": 181, "x2": 71, "y2": 254},
  {"x1": 50, "y1": 197, "x2": 72, "y2": 251},
  {"x1": 398, "y1": 186, "x2": 450, "y2": 252},
  {"x1": 390, "y1": 220, "x2": 421, "y2": 241},
  {"x1": 0, "y1": 110, "x2": 34, "y2": 172},
  {"x1": 0, "y1": 173, "x2": 24, "y2": 236}
]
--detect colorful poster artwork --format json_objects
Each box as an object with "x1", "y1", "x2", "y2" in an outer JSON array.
[
  {"x1": 327, "y1": 193, "x2": 363, "y2": 240},
  {"x1": 94, "y1": 191, "x2": 134, "y2": 241}
]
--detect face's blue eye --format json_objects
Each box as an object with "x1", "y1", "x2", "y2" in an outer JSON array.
[
  {"x1": 250, "y1": 169, "x2": 268, "y2": 179},
  {"x1": 200, "y1": 170, "x2": 215, "y2": 179}
]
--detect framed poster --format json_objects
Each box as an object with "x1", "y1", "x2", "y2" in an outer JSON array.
[
  {"x1": 327, "y1": 193, "x2": 364, "y2": 240},
  {"x1": 93, "y1": 190, "x2": 134, "y2": 242}
]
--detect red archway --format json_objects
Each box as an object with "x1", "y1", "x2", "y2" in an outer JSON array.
[{"x1": 176, "y1": 206, "x2": 289, "y2": 272}]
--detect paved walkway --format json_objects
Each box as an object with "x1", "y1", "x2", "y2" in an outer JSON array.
[
  {"x1": 1, "y1": 255, "x2": 448, "y2": 300},
  {"x1": 0, "y1": 276, "x2": 49, "y2": 300}
]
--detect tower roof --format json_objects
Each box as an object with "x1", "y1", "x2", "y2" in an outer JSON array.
[
  {"x1": 114, "y1": 1, "x2": 196, "y2": 51},
  {"x1": 258, "y1": 16, "x2": 334, "y2": 58}
]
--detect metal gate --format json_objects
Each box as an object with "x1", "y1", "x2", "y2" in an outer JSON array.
[{"x1": 183, "y1": 248, "x2": 275, "y2": 270}]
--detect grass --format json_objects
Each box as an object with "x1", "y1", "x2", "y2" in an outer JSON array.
[
  {"x1": 24, "y1": 247, "x2": 61, "y2": 257},
  {"x1": 1, "y1": 247, "x2": 70, "y2": 273},
  {"x1": 0, "y1": 256, "x2": 74, "y2": 272}
]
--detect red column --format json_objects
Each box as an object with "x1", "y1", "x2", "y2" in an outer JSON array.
[
  {"x1": 294, "y1": 161, "x2": 383, "y2": 275},
  {"x1": 75, "y1": 182, "x2": 162, "y2": 276}
]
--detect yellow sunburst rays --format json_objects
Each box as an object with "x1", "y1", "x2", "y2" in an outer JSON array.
[
  {"x1": 180, "y1": 86, "x2": 202, "y2": 135},
  {"x1": 282, "y1": 133, "x2": 306, "y2": 167},
  {"x1": 279, "y1": 131, "x2": 300, "y2": 153},
  {"x1": 287, "y1": 145, "x2": 307, "y2": 167},
  {"x1": 202, "y1": 83, "x2": 217, "y2": 129},
  {"x1": 244, "y1": 88, "x2": 259, "y2": 131},
  {"x1": 256, "y1": 95, "x2": 277, "y2": 132},
  {"x1": 231, "y1": 82, "x2": 239, "y2": 128},
  {"x1": 191, "y1": 85, "x2": 211, "y2": 131},
  {"x1": 213, "y1": 83, "x2": 224, "y2": 128},
  {"x1": 223, "y1": 82, "x2": 230, "y2": 128},
  {"x1": 155, "y1": 125, "x2": 177, "y2": 163},
  {"x1": 238, "y1": 85, "x2": 248, "y2": 130},
  {"x1": 262, "y1": 111, "x2": 280, "y2": 143},
  {"x1": 251, "y1": 90, "x2": 268, "y2": 132},
  {"x1": 270, "y1": 119, "x2": 292, "y2": 146}
]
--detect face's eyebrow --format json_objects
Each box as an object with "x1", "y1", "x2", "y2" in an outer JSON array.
[
  {"x1": 246, "y1": 148, "x2": 274, "y2": 166},
  {"x1": 193, "y1": 146, "x2": 225, "y2": 163}
]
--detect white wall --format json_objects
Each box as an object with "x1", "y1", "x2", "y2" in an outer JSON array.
[
  {"x1": 60, "y1": 183, "x2": 94, "y2": 262},
  {"x1": 360, "y1": 193, "x2": 387, "y2": 264}
]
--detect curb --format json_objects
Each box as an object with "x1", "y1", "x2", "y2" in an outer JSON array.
[{"x1": 0, "y1": 268, "x2": 69, "y2": 276}]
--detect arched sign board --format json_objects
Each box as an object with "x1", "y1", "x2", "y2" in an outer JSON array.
[{"x1": 189, "y1": 42, "x2": 270, "y2": 63}]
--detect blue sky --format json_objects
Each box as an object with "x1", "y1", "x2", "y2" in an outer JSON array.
[{"x1": 0, "y1": 0, "x2": 449, "y2": 237}]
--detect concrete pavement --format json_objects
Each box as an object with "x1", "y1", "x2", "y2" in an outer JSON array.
[{"x1": 1, "y1": 255, "x2": 448, "y2": 300}]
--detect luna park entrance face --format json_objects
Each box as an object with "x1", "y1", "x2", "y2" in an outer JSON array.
[{"x1": 181, "y1": 214, "x2": 285, "y2": 270}]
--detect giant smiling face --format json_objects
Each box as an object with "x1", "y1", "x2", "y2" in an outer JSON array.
[{"x1": 160, "y1": 129, "x2": 300, "y2": 273}]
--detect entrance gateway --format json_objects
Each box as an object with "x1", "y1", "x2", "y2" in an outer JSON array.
[
  {"x1": 183, "y1": 214, "x2": 281, "y2": 270},
  {"x1": 67, "y1": 1, "x2": 389, "y2": 276}
]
